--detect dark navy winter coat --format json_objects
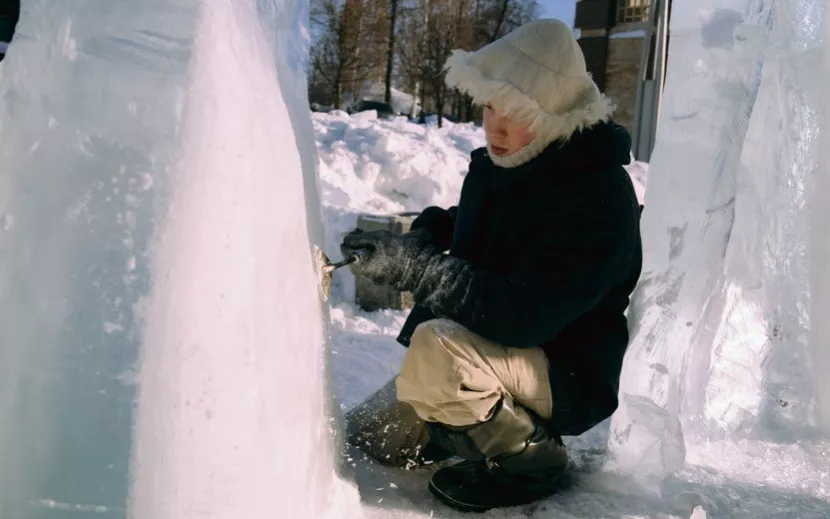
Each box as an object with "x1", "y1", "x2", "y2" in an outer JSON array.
[{"x1": 397, "y1": 120, "x2": 643, "y2": 436}]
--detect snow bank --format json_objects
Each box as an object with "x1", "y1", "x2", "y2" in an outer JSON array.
[
  {"x1": 313, "y1": 111, "x2": 486, "y2": 303},
  {"x1": 314, "y1": 111, "x2": 646, "y2": 221},
  {"x1": 314, "y1": 111, "x2": 483, "y2": 214}
]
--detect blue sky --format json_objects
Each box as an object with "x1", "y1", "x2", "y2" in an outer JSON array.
[{"x1": 538, "y1": 0, "x2": 576, "y2": 26}]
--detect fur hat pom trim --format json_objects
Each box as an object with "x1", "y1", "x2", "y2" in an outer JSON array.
[{"x1": 444, "y1": 49, "x2": 616, "y2": 147}]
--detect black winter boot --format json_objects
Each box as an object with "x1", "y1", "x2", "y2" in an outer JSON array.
[{"x1": 425, "y1": 396, "x2": 569, "y2": 512}]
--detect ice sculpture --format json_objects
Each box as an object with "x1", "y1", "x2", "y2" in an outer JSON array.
[
  {"x1": 0, "y1": 1, "x2": 355, "y2": 517},
  {"x1": 609, "y1": 0, "x2": 828, "y2": 479}
]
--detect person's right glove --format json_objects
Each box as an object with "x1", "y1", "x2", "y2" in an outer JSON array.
[{"x1": 340, "y1": 228, "x2": 436, "y2": 290}]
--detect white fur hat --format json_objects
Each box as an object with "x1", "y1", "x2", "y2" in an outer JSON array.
[{"x1": 445, "y1": 18, "x2": 615, "y2": 167}]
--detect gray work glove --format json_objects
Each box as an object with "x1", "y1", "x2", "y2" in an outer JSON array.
[{"x1": 340, "y1": 228, "x2": 435, "y2": 290}]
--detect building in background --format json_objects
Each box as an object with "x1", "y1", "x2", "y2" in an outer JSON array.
[{"x1": 574, "y1": 0, "x2": 671, "y2": 161}]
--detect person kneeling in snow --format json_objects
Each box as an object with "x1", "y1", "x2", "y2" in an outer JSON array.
[{"x1": 341, "y1": 18, "x2": 642, "y2": 512}]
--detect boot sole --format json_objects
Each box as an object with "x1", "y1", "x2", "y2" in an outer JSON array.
[
  {"x1": 427, "y1": 472, "x2": 566, "y2": 513},
  {"x1": 427, "y1": 479, "x2": 492, "y2": 513},
  {"x1": 429, "y1": 474, "x2": 564, "y2": 513}
]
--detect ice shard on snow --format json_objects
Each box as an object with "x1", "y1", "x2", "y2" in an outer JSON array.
[
  {"x1": 609, "y1": 0, "x2": 829, "y2": 479},
  {"x1": 0, "y1": 1, "x2": 355, "y2": 517}
]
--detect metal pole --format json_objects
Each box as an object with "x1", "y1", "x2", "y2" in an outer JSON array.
[
  {"x1": 650, "y1": 0, "x2": 670, "y2": 150},
  {"x1": 631, "y1": 0, "x2": 669, "y2": 162},
  {"x1": 631, "y1": 0, "x2": 657, "y2": 161}
]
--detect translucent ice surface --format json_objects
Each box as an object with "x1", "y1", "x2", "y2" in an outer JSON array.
[
  {"x1": 0, "y1": 1, "x2": 357, "y2": 517},
  {"x1": 609, "y1": 0, "x2": 829, "y2": 479}
]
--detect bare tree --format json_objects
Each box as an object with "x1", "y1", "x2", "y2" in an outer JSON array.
[
  {"x1": 454, "y1": 0, "x2": 539, "y2": 121},
  {"x1": 310, "y1": 0, "x2": 387, "y2": 108},
  {"x1": 425, "y1": 0, "x2": 477, "y2": 127},
  {"x1": 471, "y1": 0, "x2": 539, "y2": 44},
  {"x1": 310, "y1": 0, "x2": 538, "y2": 117},
  {"x1": 396, "y1": 0, "x2": 430, "y2": 117},
  {"x1": 383, "y1": 0, "x2": 400, "y2": 104}
]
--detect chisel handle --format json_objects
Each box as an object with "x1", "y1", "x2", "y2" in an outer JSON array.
[{"x1": 323, "y1": 249, "x2": 368, "y2": 273}]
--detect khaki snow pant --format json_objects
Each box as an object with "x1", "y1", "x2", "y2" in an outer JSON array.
[
  {"x1": 396, "y1": 319, "x2": 553, "y2": 426},
  {"x1": 345, "y1": 319, "x2": 553, "y2": 467}
]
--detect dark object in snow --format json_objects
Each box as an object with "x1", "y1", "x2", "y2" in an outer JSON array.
[
  {"x1": 398, "y1": 120, "x2": 643, "y2": 437},
  {"x1": 310, "y1": 102, "x2": 333, "y2": 113},
  {"x1": 348, "y1": 99, "x2": 396, "y2": 119},
  {"x1": 351, "y1": 212, "x2": 420, "y2": 311},
  {"x1": 426, "y1": 396, "x2": 569, "y2": 512}
]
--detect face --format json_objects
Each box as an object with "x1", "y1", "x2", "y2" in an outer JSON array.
[{"x1": 483, "y1": 102, "x2": 536, "y2": 157}]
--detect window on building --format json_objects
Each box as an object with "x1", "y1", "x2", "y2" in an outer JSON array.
[{"x1": 617, "y1": 0, "x2": 651, "y2": 24}]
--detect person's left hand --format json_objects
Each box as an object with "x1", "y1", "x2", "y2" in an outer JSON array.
[{"x1": 340, "y1": 228, "x2": 434, "y2": 290}]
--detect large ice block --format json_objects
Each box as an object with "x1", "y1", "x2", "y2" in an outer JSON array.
[
  {"x1": 0, "y1": 1, "x2": 354, "y2": 517},
  {"x1": 608, "y1": 0, "x2": 828, "y2": 479}
]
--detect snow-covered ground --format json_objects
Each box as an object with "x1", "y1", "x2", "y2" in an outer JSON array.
[{"x1": 315, "y1": 111, "x2": 829, "y2": 518}]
